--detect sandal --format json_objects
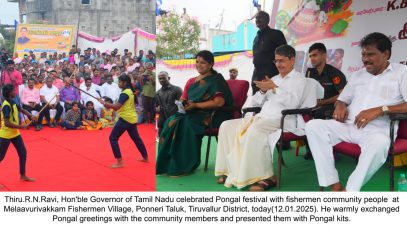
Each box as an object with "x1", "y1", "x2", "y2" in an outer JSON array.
[
  {"x1": 216, "y1": 175, "x2": 227, "y2": 184},
  {"x1": 249, "y1": 178, "x2": 277, "y2": 191}
]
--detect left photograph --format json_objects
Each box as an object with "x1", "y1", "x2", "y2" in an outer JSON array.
[{"x1": 0, "y1": 0, "x2": 156, "y2": 191}]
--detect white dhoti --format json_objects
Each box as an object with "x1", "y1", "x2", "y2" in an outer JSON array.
[
  {"x1": 215, "y1": 116, "x2": 280, "y2": 189},
  {"x1": 305, "y1": 119, "x2": 390, "y2": 191}
]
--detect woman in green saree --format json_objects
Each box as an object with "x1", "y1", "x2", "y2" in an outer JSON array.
[{"x1": 156, "y1": 50, "x2": 233, "y2": 176}]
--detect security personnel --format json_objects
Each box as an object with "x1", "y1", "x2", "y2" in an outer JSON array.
[{"x1": 306, "y1": 43, "x2": 347, "y2": 119}]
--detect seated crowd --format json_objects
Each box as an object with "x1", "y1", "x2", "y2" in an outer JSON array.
[{"x1": 0, "y1": 46, "x2": 157, "y2": 131}]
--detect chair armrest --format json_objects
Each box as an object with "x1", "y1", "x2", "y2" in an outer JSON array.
[
  {"x1": 242, "y1": 107, "x2": 261, "y2": 114},
  {"x1": 242, "y1": 107, "x2": 261, "y2": 117},
  {"x1": 281, "y1": 107, "x2": 313, "y2": 116},
  {"x1": 389, "y1": 113, "x2": 407, "y2": 121}
]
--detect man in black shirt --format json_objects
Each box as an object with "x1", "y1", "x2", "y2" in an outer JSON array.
[
  {"x1": 252, "y1": 11, "x2": 287, "y2": 94},
  {"x1": 306, "y1": 43, "x2": 347, "y2": 119},
  {"x1": 156, "y1": 71, "x2": 182, "y2": 135}
]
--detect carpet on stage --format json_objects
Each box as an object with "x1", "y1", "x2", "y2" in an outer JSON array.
[{"x1": 0, "y1": 124, "x2": 156, "y2": 191}]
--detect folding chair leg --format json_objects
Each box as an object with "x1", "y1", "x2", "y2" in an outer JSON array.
[
  {"x1": 390, "y1": 155, "x2": 394, "y2": 191},
  {"x1": 204, "y1": 135, "x2": 212, "y2": 172},
  {"x1": 277, "y1": 138, "x2": 284, "y2": 189}
]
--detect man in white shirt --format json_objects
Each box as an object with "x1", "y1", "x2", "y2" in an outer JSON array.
[
  {"x1": 215, "y1": 45, "x2": 307, "y2": 191},
  {"x1": 305, "y1": 32, "x2": 407, "y2": 191},
  {"x1": 80, "y1": 77, "x2": 103, "y2": 116},
  {"x1": 38, "y1": 77, "x2": 64, "y2": 130},
  {"x1": 101, "y1": 75, "x2": 121, "y2": 102}
]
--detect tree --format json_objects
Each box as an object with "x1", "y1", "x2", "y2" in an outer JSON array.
[
  {"x1": 0, "y1": 27, "x2": 16, "y2": 53},
  {"x1": 156, "y1": 11, "x2": 200, "y2": 59}
]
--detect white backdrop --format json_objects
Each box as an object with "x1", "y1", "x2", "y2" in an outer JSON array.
[{"x1": 78, "y1": 28, "x2": 156, "y2": 55}]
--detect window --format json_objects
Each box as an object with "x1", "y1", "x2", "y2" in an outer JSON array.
[{"x1": 81, "y1": 0, "x2": 91, "y2": 5}]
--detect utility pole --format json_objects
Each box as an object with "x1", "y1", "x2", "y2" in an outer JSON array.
[{"x1": 217, "y1": 10, "x2": 224, "y2": 33}]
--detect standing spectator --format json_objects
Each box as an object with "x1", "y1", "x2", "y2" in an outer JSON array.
[
  {"x1": 251, "y1": 11, "x2": 287, "y2": 94},
  {"x1": 141, "y1": 72, "x2": 155, "y2": 124},
  {"x1": 1, "y1": 60, "x2": 23, "y2": 102},
  {"x1": 137, "y1": 50, "x2": 147, "y2": 63}
]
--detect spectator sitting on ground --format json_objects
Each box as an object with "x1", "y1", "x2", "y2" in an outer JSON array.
[
  {"x1": 61, "y1": 102, "x2": 83, "y2": 130},
  {"x1": 100, "y1": 97, "x2": 116, "y2": 128},
  {"x1": 82, "y1": 101, "x2": 102, "y2": 130}
]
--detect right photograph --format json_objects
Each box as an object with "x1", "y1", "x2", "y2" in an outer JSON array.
[{"x1": 155, "y1": 0, "x2": 407, "y2": 192}]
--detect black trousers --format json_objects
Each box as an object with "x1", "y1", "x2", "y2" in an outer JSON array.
[
  {"x1": 38, "y1": 102, "x2": 63, "y2": 123},
  {"x1": 142, "y1": 96, "x2": 155, "y2": 123},
  {"x1": 0, "y1": 135, "x2": 27, "y2": 175},
  {"x1": 109, "y1": 118, "x2": 148, "y2": 160}
]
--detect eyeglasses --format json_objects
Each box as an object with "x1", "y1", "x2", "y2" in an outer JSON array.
[{"x1": 273, "y1": 59, "x2": 286, "y2": 64}]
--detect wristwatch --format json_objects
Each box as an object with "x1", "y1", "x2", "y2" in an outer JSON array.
[{"x1": 381, "y1": 106, "x2": 389, "y2": 115}]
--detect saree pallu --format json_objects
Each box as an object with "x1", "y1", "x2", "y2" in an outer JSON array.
[{"x1": 156, "y1": 73, "x2": 233, "y2": 176}]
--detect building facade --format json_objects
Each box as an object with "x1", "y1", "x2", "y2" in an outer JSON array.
[{"x1": 8, "y1": 0, "x2": 156, "y2": 36}]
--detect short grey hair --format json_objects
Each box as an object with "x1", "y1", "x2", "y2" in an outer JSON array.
[{"x1": 275, "y1": 45, "x2": 296, "y2": 59}]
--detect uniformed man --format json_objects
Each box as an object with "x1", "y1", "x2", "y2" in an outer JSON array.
[{"x1": 306, "y1": 43, "x2": 347, "y2": 119}]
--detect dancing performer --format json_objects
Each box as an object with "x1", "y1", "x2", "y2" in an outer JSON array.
[
  {"x1": 99, "y1": 75, "x2": 148, "y2": 168},
  {"x1": 0, "y1": 84, "x2": 36, "y2": 182}
]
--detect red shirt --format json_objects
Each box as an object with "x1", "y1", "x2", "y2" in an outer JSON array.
[{"x1": 1, "y1": 69, "x2": 23, "y2": 93}]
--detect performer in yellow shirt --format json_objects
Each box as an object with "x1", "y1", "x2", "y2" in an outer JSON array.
[
  {"x1": 99, "y1": 75, "x2": 148, "y2": 168},
  {"x1": 0, "y1": 84, "x2": 37, "y2": 182}
]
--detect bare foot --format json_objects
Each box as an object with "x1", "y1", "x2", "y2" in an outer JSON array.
[
  {"x1": 20, "y1": 175, "x2": 36, "y2": 182},
  {"x1": 138, "y1": 158, "x2": 149, "y2": 163},
  {"x1": 216, "y1": 175, "x2": 227, "y2": 184},
  {"x1": 169, "y1": 173, "x2": 190, "y2": 178},
  {"x1": 330, "y1": 182, "x2": 344, "y2": 191},
  {"x1": 111, "y1": 160, "x2": 123, "y2": 168}
]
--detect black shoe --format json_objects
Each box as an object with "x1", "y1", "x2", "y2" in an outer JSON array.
[
  {"x1": 35, "y1": 125, "x2": 42, "y2": 131},
  {"x1": 49, "y1": 122, "x2": 55, "y2": 128},
  {"x1": 304, "y1": 151, "x2": 313, "y2": 160}
]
